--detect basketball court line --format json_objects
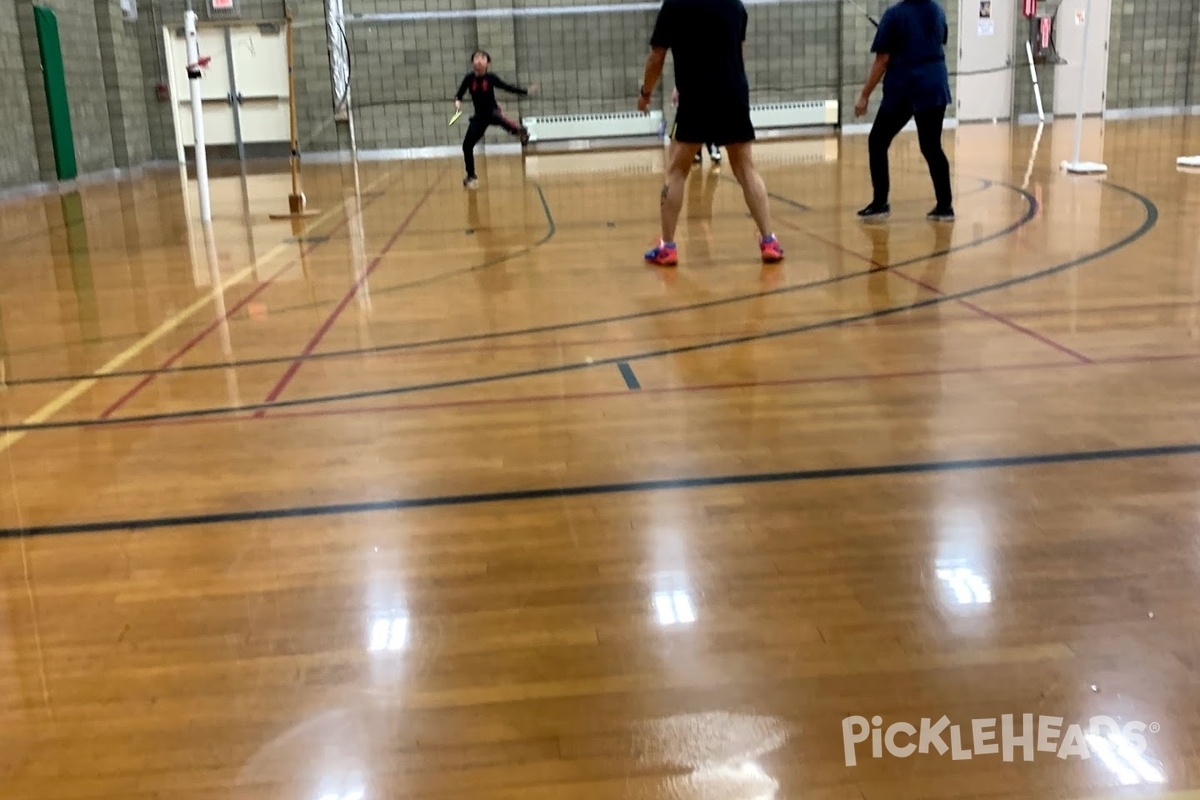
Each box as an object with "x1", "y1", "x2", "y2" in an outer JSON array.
[
  {"x1": 255, "y1": 170, "x2": 448, "y2": 416},
  {"x1": 0, "y1": 175, "x2": 989, "y2": 365},
  {"x1": 0, "y1": 169, "x2": 398, "y2": 455},
  {"x1": 93, "y1": 350, "x2": 1200, "y2": 431},
  {"x1": 785, "y1": 217, "x2": 1096, "y2": 364},
  {"x1": 0, "y1": 180, "x2": 1032, "y2": 387},
  {"x1": 97, "y1": 172, "x2": 405, "y2": 419},
  {"x1": 0, "y1": 179, "x2": 1155, "y2": 433},
  {"x1": 7, "y1": 295, "x2": 1197, "y2": 387},
  {"x1": 4, "y1": 440, "x2": 1200, "y2": 538}
]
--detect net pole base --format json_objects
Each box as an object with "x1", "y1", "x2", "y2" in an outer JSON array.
[
  {"x1": 1060, "y1": 160, "x2": 1108, "y2": 175},
  {"x1": 1177, "y1": 155, "x2": 1200, "y2": 169},
  {"x1": 268, "y1": 193, "x2": 322, "y2": 220}
]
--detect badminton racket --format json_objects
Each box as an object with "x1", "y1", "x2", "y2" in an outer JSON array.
[
  {"x1": 844, "y1": 0, "x2": 879, "y2": 27},
  {"x1": 449, "y1": 109, "x2": 463, "y2": 125}
]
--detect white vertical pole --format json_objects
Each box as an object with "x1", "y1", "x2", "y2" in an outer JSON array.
[
  {"x1": 184, "y1": 6, "x2": 212, "y2": 222},
  {"x1": 1025, "y1": 40, "x2": 1044, "y2": 123},
  {"x1": 1070, "y1": 0, "x2": 1094, "y2": 165}
]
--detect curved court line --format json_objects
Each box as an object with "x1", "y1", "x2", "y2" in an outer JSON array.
[
  {"x1": 0, "y1": 182, "x2": 1045, "y2": 429},
  {"x1": 0, "y1": 170, "x2": 990, "y2": 365},
  {"x1": 3, "y1": 440, "x2": 1196, "y2": 537},
  {"x1": 0, "y1": 182, "x2": 557, "y2": 384},
  {"x1": 0, "y1": 179, "x2": 1156, "y2": 432},
  {"x1": 1, "y1": 179, "x2": 1019, "y2": 388}
]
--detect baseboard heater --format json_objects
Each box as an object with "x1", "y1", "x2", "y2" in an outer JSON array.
[
  {"x1": 524, "y1": 100, "x2": 836, "y2": 147},
  {"x1": 750, "y1": 99, "x2": 838, "y2": 130},
  {"x1": 524, "y1": 110, "x2": 665, "y2": 144}
]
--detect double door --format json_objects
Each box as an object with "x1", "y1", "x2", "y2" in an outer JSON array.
[{"x1": 168, "y1": 22, "x2": 291, "y2": 158}]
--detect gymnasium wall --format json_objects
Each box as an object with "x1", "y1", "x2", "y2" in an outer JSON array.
[
  {"x1": 16, "y1": 0, "x2": 115, "y2": 178},
  {"x1": 1106, "y1": 0, "x2": 1199, "y2": 111},
  {"x1": 95, "y1": 0, "x2": 153, "y2": 168},
  {"x1": 0, "y1": 0, "x2": 38, "y2": 188},
  {"x1": 2, "y1": 0, "x2": 1200, "y2": 193}
]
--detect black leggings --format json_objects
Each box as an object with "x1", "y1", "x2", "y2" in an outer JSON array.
[
  {"x1": 463, "y1": 110, "x2": 521, "y2": 178},
  {"x1": 868, "y1": 103, "x2": 952, "y2": 208}
]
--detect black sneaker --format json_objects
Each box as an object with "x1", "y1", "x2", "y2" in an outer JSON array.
[
  {"x1": 694, "y1": 151, "x2": 703, "y2": 164},
  {"x1": 709, "y1": 146, "x2": 722, "y2": 163},
  {"x1": 463, "y1": 176, "x2": 478, "y2": 189},
  {"x1": 857, "y1": 202, "x2": 890, "y2": 221},
  {"x1": 927, "y1": 206, "x2": 955, "y2": 222}
]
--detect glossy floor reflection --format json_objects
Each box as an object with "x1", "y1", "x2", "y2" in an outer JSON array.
[{"x1": 2, "y1": 118, "x2": 1200, "y2": 799}]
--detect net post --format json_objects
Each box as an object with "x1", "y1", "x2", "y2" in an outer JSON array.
[
  {"x1": 183, "y1": 4, "x2": 212, "y2": 222},
  {"x1": 1061, "y1": 0, "x2": 1107, "y2": 175},
  {"x1": 1025, "y1": 40, "x2": 1044, "y2": 123},
  {"x1": 270, "y1": 3, "x2": 322, "y2": 220}
]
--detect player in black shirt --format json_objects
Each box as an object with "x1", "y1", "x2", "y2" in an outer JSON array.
[
  {"x1": 638, "y1": 0, "x2": 782, "y2": 265},
  {"x1": 455, "y1": 50, "x2": 534, "y2": 189}
]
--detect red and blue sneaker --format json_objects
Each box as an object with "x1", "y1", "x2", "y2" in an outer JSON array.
[
  {"x1": 645, "y1": 239, "x2": 678, "y2": 267},
  {"x1": 759, "y1": 234, "x2": 784, "y2": 263}
]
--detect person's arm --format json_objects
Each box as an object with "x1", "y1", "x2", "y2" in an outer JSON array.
[
  {"x1": 639, "y1": 0, "x2": 673, "y2": 110},
  {"x1": 856, "y1": 53, "x2": 889, "y2": 115},
  {"x1": 856, "y1": 12, "x2": 892, "y2": 116},
  {"x1": 639, "y1": 48, "x2": 668, "y2": 110},
  {"x1": 454, "y1": 73, "x2": 470, "y2": 109},
  {"x1": 492, "y1": 74, "x2": 532, "y2": 96}
]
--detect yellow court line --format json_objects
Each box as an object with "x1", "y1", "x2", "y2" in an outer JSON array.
[{"x1": 0, "y1": 168, "x2": 397, "y2": 455}]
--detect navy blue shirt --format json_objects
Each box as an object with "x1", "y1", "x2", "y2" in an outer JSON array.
[{"x1": 871, "y1": 0, "x2": 952, "y2": 111}]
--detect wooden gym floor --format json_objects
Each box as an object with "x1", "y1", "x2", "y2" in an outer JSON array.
[{"x1": 2, "y1": 117, "x2": 1200, "y2": 799}]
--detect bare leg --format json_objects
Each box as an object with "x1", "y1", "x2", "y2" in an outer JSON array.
[
  {"x1": 661, "y1": 140, "x2": 702, "y2": 242},
  {"x1": 724, "y1": 142, "x2": 773, "y2": 238}
]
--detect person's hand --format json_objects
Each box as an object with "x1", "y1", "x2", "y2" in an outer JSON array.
[
  {"x1": 455, "y1": 99, "x2": 462, "y2": 111},
  {"x1": 854, "y1": 93, "x2": 869, "y2": 117},
  {"x1": 637, "y1": 92, "x2": 651, "y2": 113},
  {"x1": 528, "y1": 83, "x2": 539, "y2": 95}
]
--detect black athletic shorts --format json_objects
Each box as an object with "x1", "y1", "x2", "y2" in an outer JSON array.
[{"x1": 672, "y1": 98, "x2": 755, "y2": 146}]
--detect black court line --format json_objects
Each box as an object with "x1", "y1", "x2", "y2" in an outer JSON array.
[
  {"x1": 0, "y1": 179, "x2": 1019, "y2": 388},
  {"x1": 617, "y1": 361, "x2": 641, "y2": 390},
  {"x1": 0, "y1": 178, "x2": 1156, "y2": 433},
  {"x1": 6, "y1": 441, "x2": 1199, "y2": 538}
]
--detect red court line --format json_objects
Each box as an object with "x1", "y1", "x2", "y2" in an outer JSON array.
[
  {"x1": 785, "y1": 219, "x2": 1094, "y2": 364},
  {"x1": 101, "y1": 350, "x2": 1200, "y2": 432},
  {"x1": 890, "y1": 270, "x2": 1094, "y2": 363},
  {"x1": 98, "y1": 183, "x2": 394, "y2": 419},
  {"x1": 253, "y1": 171, "x2": 446, "y2": 417}
]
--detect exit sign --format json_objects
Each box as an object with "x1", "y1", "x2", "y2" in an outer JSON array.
[{"x1": 209, "y1": 0, "x2": 239, "y2": 14}]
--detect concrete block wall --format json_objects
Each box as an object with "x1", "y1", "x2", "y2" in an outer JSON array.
[
  {"x1": 4, "y1": 0, "x2": 1200, "y2": 193},
  {"x1": 0, "y1": 0, "x2": 39, "y2": 187},
  {"x1": 95, "y1": 0, "x2": 153, "y2": 168},
  {"x1": 1107, "y1": 0, "x2": 1196, "y2": 110},
  {"x1": 16, "y1": 0, "x2": 117, "y2": 179}
]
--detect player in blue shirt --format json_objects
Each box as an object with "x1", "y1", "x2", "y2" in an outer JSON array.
[{"x1": 854, "y1": 0, "x2": 954, "y2": 222}]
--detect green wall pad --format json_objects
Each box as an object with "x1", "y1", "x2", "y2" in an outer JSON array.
[{"x1": 33, "y1": 6, "x2": 77, "y2": 181}]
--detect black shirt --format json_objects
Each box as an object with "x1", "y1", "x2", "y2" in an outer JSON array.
[
  {"x1": 650, "y1": 0, "x2": 749, "y2": 106},
  {"x1": 455, "y1": 71, "x2": 528, "y2": 116}
]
